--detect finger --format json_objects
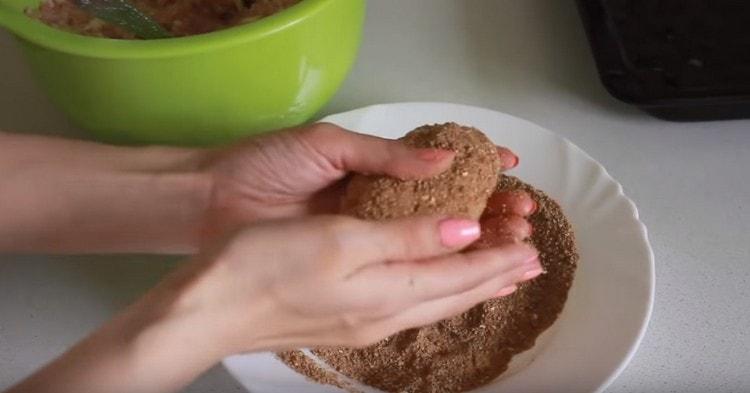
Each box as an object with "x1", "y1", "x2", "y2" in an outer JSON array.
[
  {"x1": 484, "y1": 190, "x2": 537, "y2": 217},
  {"x1": 344, "y1": 216, "x2": 482, "y2": 270},
  {"x1": 302, "y1": 123, "x2": 455, "y2": 180},
  {"x1": 358, "y1": 260, "x2": 545, "y2": 338},
  {"x1": 496, "y1": 146, "x2": 519, "y2": 171},
  {"x1": 483, "y1": 214, "x2": 533, "y2": 240},
  {"x1": 470, "y1": 231, "x2": 521, "y2": 250},
  {"x1": 471, "y1": 214, "x2": 532, "y2": 250},
  {"x1": 351, "y1": 243, "x2": 539, "y2": 309}
]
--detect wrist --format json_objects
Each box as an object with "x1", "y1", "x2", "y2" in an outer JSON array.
[
  {"x1": 107, "y1": 258, "x2": 235, "y2": 391},
  {"x1": 8, "y1": 257, "x2": 230, "y2": 393},
  {"x1": 155, "y1": 252, "x2": 281, "y2": 357},
  {"x1": 120, "y1": 146, "x2": 216, "y2": 254}
]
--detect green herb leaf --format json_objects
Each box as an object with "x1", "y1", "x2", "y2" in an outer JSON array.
[{"x1": 75, "y1": 0, "x2": 171, "y2": 39}]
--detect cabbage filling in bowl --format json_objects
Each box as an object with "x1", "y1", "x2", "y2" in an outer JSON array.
[
  {"x1": 0, "y1": 0, "x2": 365, "y2": 145},
  {"x1": 28, "y1": 0, "x2": 301, "y2": 39}
]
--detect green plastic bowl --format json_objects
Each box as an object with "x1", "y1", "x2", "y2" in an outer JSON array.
[{"x1": 0, "y1": 0, "x2": 365, "y2": 145}]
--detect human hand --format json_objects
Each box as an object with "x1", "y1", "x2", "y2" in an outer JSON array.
[
  {"x1": 169, "y1": 213, "x2": 541, "y2": 355},
  {"x1": 4, "y1": 144, "x2": 539, "y2": 393},
  {"x1": 198, "y1": 123, "x2": 529, "y2": 243}
]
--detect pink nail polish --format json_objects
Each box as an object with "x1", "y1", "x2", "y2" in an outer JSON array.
[
  {"x1": 439, "y1": 219, "x2": 480, "y2": 248},
  {"x1": 522, "y1": 252, "x2": 540, "y2": 265},
  {"x1": 521, "y1": 268, "x2": 544, "y2": 281},
  {"x1": 495, "y1": 285, "x2": 518, "y2": 297},
  {"x1": 499, "y1": 153, "x2": 519, "y2": 169},
  {"x1": 529, "y1": 200, "x2": 538, "y2": 214},
  {"x1": 416, "y1": 148, "x2": 451, "y2": 162}
]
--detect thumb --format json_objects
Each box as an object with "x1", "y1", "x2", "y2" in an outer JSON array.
[{"x1": 301, "y1": 123, "x2": 455, "y2": 180}]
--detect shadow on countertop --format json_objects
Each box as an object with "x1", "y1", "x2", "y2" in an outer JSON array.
[
  {"x1": 0, "y1": 255, "x2": 245, "y2": 393},
  {"x1": 66, "y1": 255, "x2": 246, "y2": 392},
  {"x1": 458, "y1": 0, "x2": 640, "y2": 119}
]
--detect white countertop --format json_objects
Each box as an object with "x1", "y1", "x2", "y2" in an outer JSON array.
[{"x1": 1, "y1": 1, "x2": 749, "y2": 392}]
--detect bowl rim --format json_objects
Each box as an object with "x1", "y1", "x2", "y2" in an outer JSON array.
[{"x1": 0, "y1": 0, "x2": 337, "y2": 59}]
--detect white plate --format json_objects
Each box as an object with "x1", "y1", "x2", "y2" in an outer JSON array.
[{"x1": 223, "y1": 102, "x2": 655, "y2": 393}]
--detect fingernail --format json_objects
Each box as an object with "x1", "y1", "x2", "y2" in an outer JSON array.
[
  {"x1": 439, "y1": 219, "x2": 480, "y2": 247},
  {"x1": 519, "y1": 247, "x2": 539, "y2": 265},
  {"x1": 415, "y1": 148, "x2": 452, "y2": 162},
  {"x1": 529, "y1": 200, "x2": 538, "y2": 214},
  {"x1": 521, "y1": 267, "x2": 544, "y2": 281},
  {"x1": 523, "y1": 254, "x2": 541, "y2": 266},
  {"x1": 501, "y1": 244, "x2": 539, "y2": 266},
  {"x1": 499, "y1": 153, "x2": 519, "y2": 169},
  {"x1": 495, "y1": 285, "x2": 517, "y2": 297}
]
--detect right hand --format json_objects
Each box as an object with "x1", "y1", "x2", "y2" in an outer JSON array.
[
  {"x1": 4, "y1": 198, "x2": 539, "y2": 393},
  {"x1": 167, "y1": 213, "x2": 541, "y2": 356}
]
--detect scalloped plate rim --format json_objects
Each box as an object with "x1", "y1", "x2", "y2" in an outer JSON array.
[{"x1": 222, "y1": 102, "x2": 655, "y2": 393}]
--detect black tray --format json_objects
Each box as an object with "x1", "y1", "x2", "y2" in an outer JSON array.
[{"x1": 576, "y1": 0, "x2": 750, "y2": 121}]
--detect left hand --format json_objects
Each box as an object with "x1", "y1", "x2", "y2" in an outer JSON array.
[{"x1": 199, "y1": 122, "x2": 527, "y2": 242}]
